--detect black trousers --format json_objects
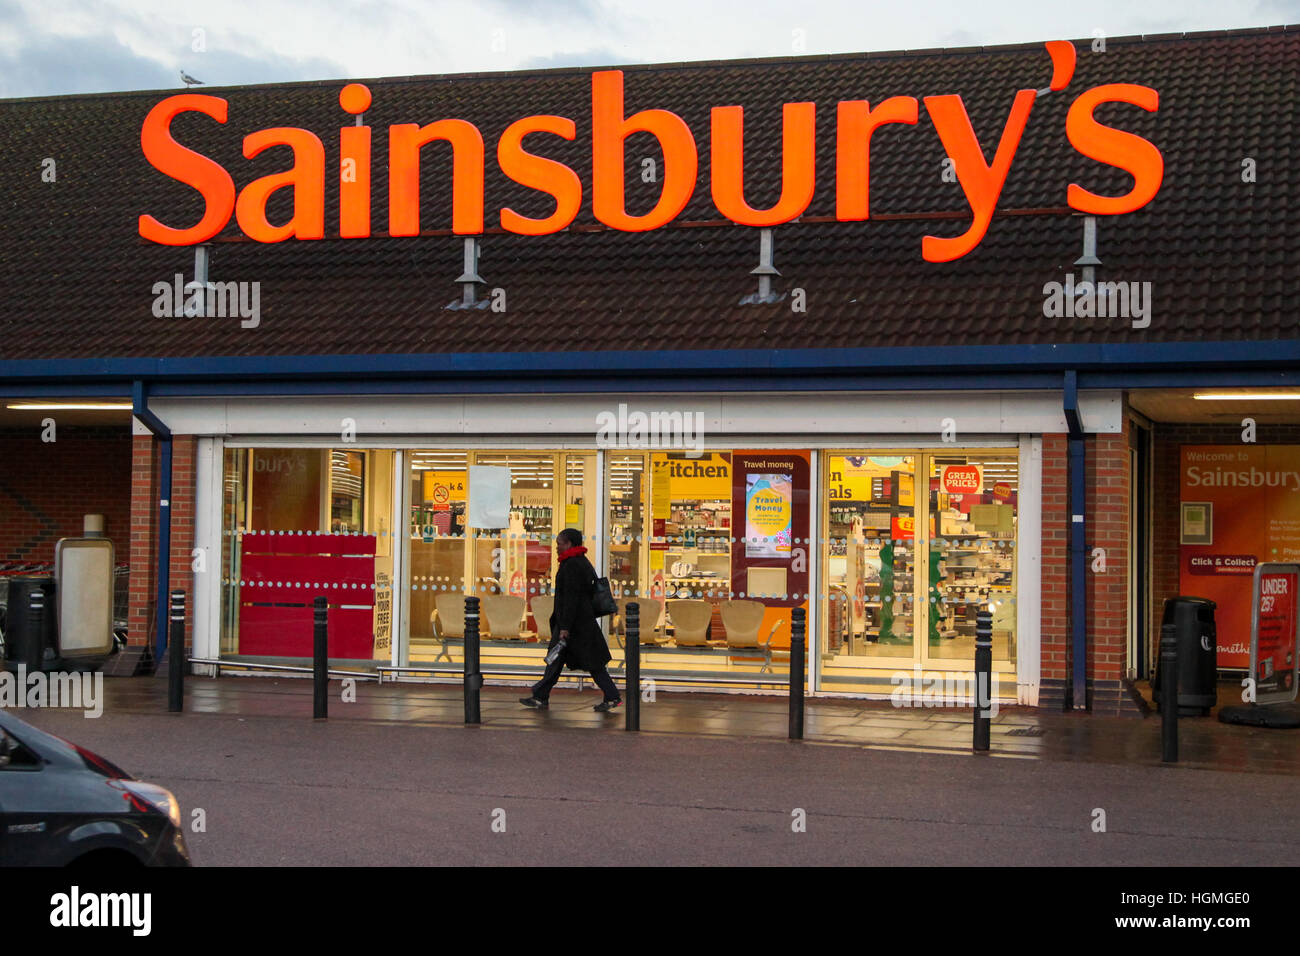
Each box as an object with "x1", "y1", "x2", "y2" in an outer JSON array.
[{"x1": 532, "y1": 658, "x2": 620, "y2": 702}]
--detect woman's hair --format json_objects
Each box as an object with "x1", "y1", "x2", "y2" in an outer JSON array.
[{"x1": 557, "y1": 528, "x2": 583, "y2": 547}]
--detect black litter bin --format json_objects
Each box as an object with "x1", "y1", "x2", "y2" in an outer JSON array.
[
  {"x1": 3, "y1": 576, "x2": 56, "y2": 671},
  {"x1": 1153, "y1": 595, "x2": 1217, "y2": 716}
]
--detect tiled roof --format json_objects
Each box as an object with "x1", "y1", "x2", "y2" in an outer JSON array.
[{"x1": 0, "y1": 26, "x2": 1295, "y2": 362}]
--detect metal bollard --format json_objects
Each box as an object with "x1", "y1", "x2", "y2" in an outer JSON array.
[
  {"x1": 1160, "y1": 621, "x2": 1178, "y2": 762},
  {"x1": 313, "y1": 596, "x2": 328, "y2": 719},
  {"x1": 168, "y1": 590, "x2": 185, "y2": 713},
  {"x1": 625, "y1": 602, "x2": 640, "y2": 732},
  {"x1": 789, "y1": 607, "x2": 805, "y2": 740},
  {"x1": 464, "y1": 595, "x2": 482, "y2": 724},
  {"x1": 973, "y1": 607, "x2": 992, "y2": 752}
]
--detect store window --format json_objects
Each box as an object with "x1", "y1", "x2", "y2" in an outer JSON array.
[
  {"x1": 405, "y1": 451, "x2": 596, "y2": 672},
  {"x1": 819, "y1": 450, "x2": 1018, "y2": 693},
  {"x1": 603, "y1": 450, "x2": 810, "y2": 685},
  {"x1": 928, "y1": 453, "x2": 1018, "y2": 665},
  {"x1": 220, "y1": 448, "x2": 395, "y2": 662}
]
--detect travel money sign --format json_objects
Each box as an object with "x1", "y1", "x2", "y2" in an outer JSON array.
[{"x1": 137, "y1": 41, "x2": 1162, "y2": 263}]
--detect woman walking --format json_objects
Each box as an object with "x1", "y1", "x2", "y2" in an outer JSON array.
[{"x1": 519, "y1": 528, "x2": 622, "y2": 712}]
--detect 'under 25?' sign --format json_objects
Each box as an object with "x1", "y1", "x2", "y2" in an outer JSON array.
[{"x1": 136, "y1": 42, "x2": 1161, "y2": 263}]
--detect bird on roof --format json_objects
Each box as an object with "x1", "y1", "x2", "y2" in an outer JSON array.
[{"x1": 180, "y1": 70, "x2": 204, "y2": 87}]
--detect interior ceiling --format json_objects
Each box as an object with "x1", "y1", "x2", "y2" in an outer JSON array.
[{"x1": 1128, "y1": 389, "x2": 1300, "y2": 425}]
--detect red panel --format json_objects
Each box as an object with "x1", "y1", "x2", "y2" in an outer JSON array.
[
  {"x1": 328, "y1": 607, "x2": 376, "y2": 659},
  {"x1": 237, "y1": 605, "x2": 313, "y2": 656},
  {"x1": 240, "y1": 553, "x2": 376, "y2": 606},
  {"x1": 240, "y1": 532, "x2": 377, "y2": 556},
  {"x1": 238, "y1": 604, "x2": 375, "y2": 659}
]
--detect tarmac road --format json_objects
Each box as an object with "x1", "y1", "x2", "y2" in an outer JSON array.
[{"x1": 15, "y1": 702, "x2": 1300, "y2": 867}]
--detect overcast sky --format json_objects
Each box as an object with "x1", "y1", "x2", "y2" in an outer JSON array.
[{"x1": 1, "y1": 0, "x2": 1296, "y2": 98}]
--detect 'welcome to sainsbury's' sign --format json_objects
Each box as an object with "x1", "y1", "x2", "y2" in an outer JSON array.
[{"x1": 137, "y1": 41, "x2": 1162, "y2": 263}]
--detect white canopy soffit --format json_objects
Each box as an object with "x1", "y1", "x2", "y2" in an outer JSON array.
[{"x1": 133, "y1": 391, "x2": 1122, "y2": 437}]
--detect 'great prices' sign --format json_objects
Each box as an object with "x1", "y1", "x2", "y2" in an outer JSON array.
[{"x1": 940, "y1": 465, "x2": 983, "y2": 495}]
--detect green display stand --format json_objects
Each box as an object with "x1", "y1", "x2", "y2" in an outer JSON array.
[{"x1": 928, "y1": 547, "x2": 944, "y2": 646}]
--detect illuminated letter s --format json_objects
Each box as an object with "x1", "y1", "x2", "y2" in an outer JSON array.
[
  {"x1": 138, "y1": 94, "x2": 236, "y2": 245},
  {"x1": 1066, "y1": 84, "x2": 1162, "y2": 214}
]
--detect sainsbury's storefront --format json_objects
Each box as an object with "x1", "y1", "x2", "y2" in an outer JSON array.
[{"x1": 2, "y1": 25, "x2": 1298, "y2": 714}]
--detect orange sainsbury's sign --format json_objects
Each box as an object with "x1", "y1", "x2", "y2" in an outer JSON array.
[{"x1": 137, "y1": 42, "x2": 1163, "y2": 263}]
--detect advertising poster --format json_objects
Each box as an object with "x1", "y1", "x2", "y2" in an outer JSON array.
[
  {"x1": 1251, "y1": 564, "x2": 1299, "y2": 702},
  {"x1": 422, "y1": 470, "x2": 467, "y2": 509},
  {"x1": 250, "y1": 448, "x2": 322, "y2": 532},
  {"x1": 745, "y1": 473, "x2": 792, "y2": 557},
  {"x1": 1179, "y1": 445, "x2": 1300, "y2": 668},
  {"x1": 729, "y1": 452, "x2": 811, "y2": 644}
]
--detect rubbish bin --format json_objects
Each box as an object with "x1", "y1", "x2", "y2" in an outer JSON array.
[
  {"x1": 3, "y1": 576, "x2": 56, "y2": 671},
  {"x1": 1153, "y1": 595, "x2": 1217, "y2": 716}
]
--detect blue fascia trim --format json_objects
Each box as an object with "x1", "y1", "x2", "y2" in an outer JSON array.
[
  {"x1": 146, "y1": 372, "x2": 1069, "y2": 396},
  {"x1": 6, "y1": 367, "x2": 1297, "y2": 397},
  {"x1": 141, "y1": 367, "x2": 1300, "y2": 397},
  {"x1": 2, "y1": 339, "x2": 1300, "y2": 387}
]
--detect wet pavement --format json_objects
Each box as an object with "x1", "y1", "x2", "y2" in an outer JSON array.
[
  {"x1": 12, "y1": 673, "x2": 1300, "y2": 865},
  {"x1": 78, "y1": 673, "x2": 1300, "y2": 775}
]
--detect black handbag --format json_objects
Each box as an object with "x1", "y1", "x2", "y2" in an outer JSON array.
[{"x1": 590, "y1": 576, "x2": 618, "y2": 617}]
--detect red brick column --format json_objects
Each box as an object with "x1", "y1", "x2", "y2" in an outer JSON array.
[
  {"x1": 1040, "y1": 434, "x2": 1069, "y2": 684},
  {"x1": 126, "y1": 433, "x2": 198, "y2": 663},
  {"x1": 128, "y1": 435, "x2": 156, "y2": 649},
  {"x1": 1087, "y1": 422, "x2": 1131, "y2": 691},
  {"x1": 1039, "y1": 423, "x2": 1133, "y2": 713}
]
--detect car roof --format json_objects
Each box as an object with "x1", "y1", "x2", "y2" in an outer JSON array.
[{"x1": 0, "y1": 708, "x2": 91, "y2": 768}]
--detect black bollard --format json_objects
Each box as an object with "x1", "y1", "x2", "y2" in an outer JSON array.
[
  {"x1": 313, "y1": 596, "x2": 328, "y2": 719},
  {"x1": 464, "y1": 595, "x2": 482, "y2": 724},
  {"x1": 168, "y1": 590, "x2": 185, "y2": 713},
  {"x1": 973, "y1": 607, "x2": 993, "y2": 752},
  {"x1": 1160, "y1": 621, "x2": 1178, "y2": 762},
  {"x1": 789, "y1": 607, "x2": 805, "y2": 740},
  {"x1": 625, "y1": 601, "x2": 640, "y2": 732}
]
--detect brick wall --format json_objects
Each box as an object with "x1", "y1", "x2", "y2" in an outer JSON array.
[
  {"x1": 1040, "y1": 434, "x2": 1068, "y2": 681},
  {"x1": 127, "y1": 434, "x2": 197, "y2": 652},
  {"x1": 1087, "y1": 422, "x2": 1130, "y2": 684},
  {"x1": 1040, "y1": 423, "x2": 1131, "y2": 711},
  {"x1": 0, "y1": 426, "x2": 133, "y2": 563},
  {"x1": 1150, "y1": 423, "x2": 1300, "y2": 672}
]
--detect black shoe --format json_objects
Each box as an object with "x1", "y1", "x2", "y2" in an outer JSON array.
[
  {"x1": 594, "y1": 698, "x2": 622, "y2": 713},
  {"x1": 519, "y1": 696, "x2": 548, "y2": 709}
]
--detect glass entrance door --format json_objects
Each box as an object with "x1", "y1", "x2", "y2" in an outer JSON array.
[{"x1": 822, "y1": 454, "x2": 919, "y2": 664}]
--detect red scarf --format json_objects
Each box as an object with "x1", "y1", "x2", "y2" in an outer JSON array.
[{"x1": 557, "y1": 545, "x2": 588, "y2": 562}]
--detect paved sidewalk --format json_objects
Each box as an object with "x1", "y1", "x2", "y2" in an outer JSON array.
[{"x1": 72, "y1": 673, "x2": 1300, "y2": 775}]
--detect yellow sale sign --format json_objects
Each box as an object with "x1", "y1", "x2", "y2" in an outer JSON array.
[{"x1": 422, "y1": 471, "x2": 466, "y2": 506}]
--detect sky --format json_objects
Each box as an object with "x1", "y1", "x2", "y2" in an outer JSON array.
[{"x1": 0, "y1": 0, "x2": 1296, "y2": 98}]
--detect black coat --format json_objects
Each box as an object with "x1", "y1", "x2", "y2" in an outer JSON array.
[{"x1": 548, "y1": 551, "x2": 611, "y2": 671}]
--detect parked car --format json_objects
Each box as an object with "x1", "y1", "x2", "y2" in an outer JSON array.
[{"x1": 0, "y1": 709, "x2": 191, "y2": 867}]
